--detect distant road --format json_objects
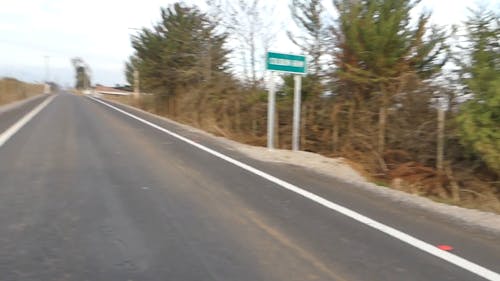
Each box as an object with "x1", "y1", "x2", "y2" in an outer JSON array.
[{"x1": 0, "y1": 93, "x2": 499, "y2": 281}]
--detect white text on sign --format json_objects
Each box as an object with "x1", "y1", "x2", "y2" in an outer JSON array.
[{"x1": 269, "y1": 58, "x2": 305, "y2": 68}]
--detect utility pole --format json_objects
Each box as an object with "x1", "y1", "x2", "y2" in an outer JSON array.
[
  {"x1": 133, "y1": 70, "x2": 140, "y2": 99},
  {"x1": 44, "y1": 56, "x2": 51, "y2": 94}
]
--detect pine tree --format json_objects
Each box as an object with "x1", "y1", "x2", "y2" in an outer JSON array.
[
  {"x1": 288, "y1": 0, "x2": 328, "y2": 78},
  {"x1": 125, "y1": 55, "x2": 140, "y2": 86},
  {"x1": 331, "y1": 0, "x2": 449, "y2": 157},
  {"x1": 71, "y1": 57, "x2": 91, "y2": 90},
  {"x1": 457, "y1": 7, "x2": 500, "y2": 175},
  {"x1": 128, "y1": 3, "x2": 230, "y2": 113},
  {"x1": 130, "y1": 28, "x2": 166, "y2": 95}
]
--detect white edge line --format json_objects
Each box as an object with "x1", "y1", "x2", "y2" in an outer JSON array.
[
  {"x1": 0, "y1": 95, "x2": 56, "y2": 148},
  {"x1": 89, "y1": 96, "x2": 500, "y2": 281}
]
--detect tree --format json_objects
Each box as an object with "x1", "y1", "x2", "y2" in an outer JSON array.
[
  {"x1": 288, "y1": 0, "x2": 328, "y2": 79},
  {"x1": 128, "y1": 3, "x2": 231, "y2": 114},
  {"x1": 124, "y1": 55, "x2": 140, "y2": 86},
  {"x1": 287, "y1": 0, "x2": 332, "y2": 151},
  {"x1": 331, "y1": 0, "x2": 449, "y2": 160},
  {"x1": 457, "y1": 6, "x2": 500, "y2": 175},
  {"x1": 206, "y1": 0, "x2": 278, "y2": 87},
  {"x1": 71, "y1": 57, "x2": 91, "y2": 90}
]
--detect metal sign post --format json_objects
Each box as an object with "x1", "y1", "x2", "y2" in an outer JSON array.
[
  {"x1": 266, "y1": 51, "x2": 307, "y2": 151},
  {"x1": 267, "y1": 72, "x2": 276, "y2": 150},
  {"x1": 292, "y1": 75, "x2": 302, "y2": 151}
]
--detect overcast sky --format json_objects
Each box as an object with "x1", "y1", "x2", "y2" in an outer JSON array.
[{"x1": 0, "y1": 0, "x2": 496, "y2": 87}]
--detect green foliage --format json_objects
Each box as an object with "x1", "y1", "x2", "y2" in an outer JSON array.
[
  {"x1": 288, "y1": 0, "x2": 328, "y2": 78},
  {"x1": 280, "y1": 74, "x2": 322, "y2": 101},
  {"x1": 126, "y1": 3, "x2": 230, "y2": 99},
  {"x1": 332, "y1": 0, "x2": 449, "y2": 91},
  {"x1": 329, "y1": 0, "x2": 451, "y2": 158},
  {"x1": 125, "y1": 55, "x2": 140, "y2": 86},
  {"x1": 457, "y1": 7, "x2": 500, "y2": 174}
]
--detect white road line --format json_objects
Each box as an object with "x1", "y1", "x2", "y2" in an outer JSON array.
[
  {"x1": 89, "y1": 96, "x2": 500, "y2": 281},
  {"x1": 0, "y1": 95, "x2": 55, "y2": 148}
]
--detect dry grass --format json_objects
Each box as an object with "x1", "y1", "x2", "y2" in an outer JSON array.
[{"x1": 0, "y1": 78, "x2": 44, "y2": 106}]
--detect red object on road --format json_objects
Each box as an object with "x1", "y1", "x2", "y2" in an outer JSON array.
[{"x1": 437, "y1": 245, "x2": 454, "y2": 251}]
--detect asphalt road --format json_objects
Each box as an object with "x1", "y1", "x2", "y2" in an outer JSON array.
[{"x1": 0, "y1": 93, "x2": 499, "y2": 281}]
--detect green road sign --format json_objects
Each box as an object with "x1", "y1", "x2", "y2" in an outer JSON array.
[{"x1": 266, "y1": 52, "x2": 307, "y2": 74}]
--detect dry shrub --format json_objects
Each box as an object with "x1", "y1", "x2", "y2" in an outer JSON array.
[
  {"x1": 387, "y1": 161, "x2": 500, "y2": 213},
  {"x1": 384, "y1": 150, "x2": 413, "y2": 166},
  {"x1": 389, "y1": 162, "x2": 448, "y2": 197},
  {"x1": 451, "y1": 170, "x2": 500, "y2": 213}
]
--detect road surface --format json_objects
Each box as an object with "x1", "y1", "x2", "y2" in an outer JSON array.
[{"x1": 0, "y1": 93, "x2": 499, "y2": 281}]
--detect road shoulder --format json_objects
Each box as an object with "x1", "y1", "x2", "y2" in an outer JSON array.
[{"x1": 0, "y1": 93, "x2": 50, "y2": 115}]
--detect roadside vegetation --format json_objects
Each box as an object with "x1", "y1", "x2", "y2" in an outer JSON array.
[
  {"x1": 0, "y1": 77, "x2": 44, "y2": 106},
  {"x1": 115, "y1": 1, "x2": 499, "y2": 213}
]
